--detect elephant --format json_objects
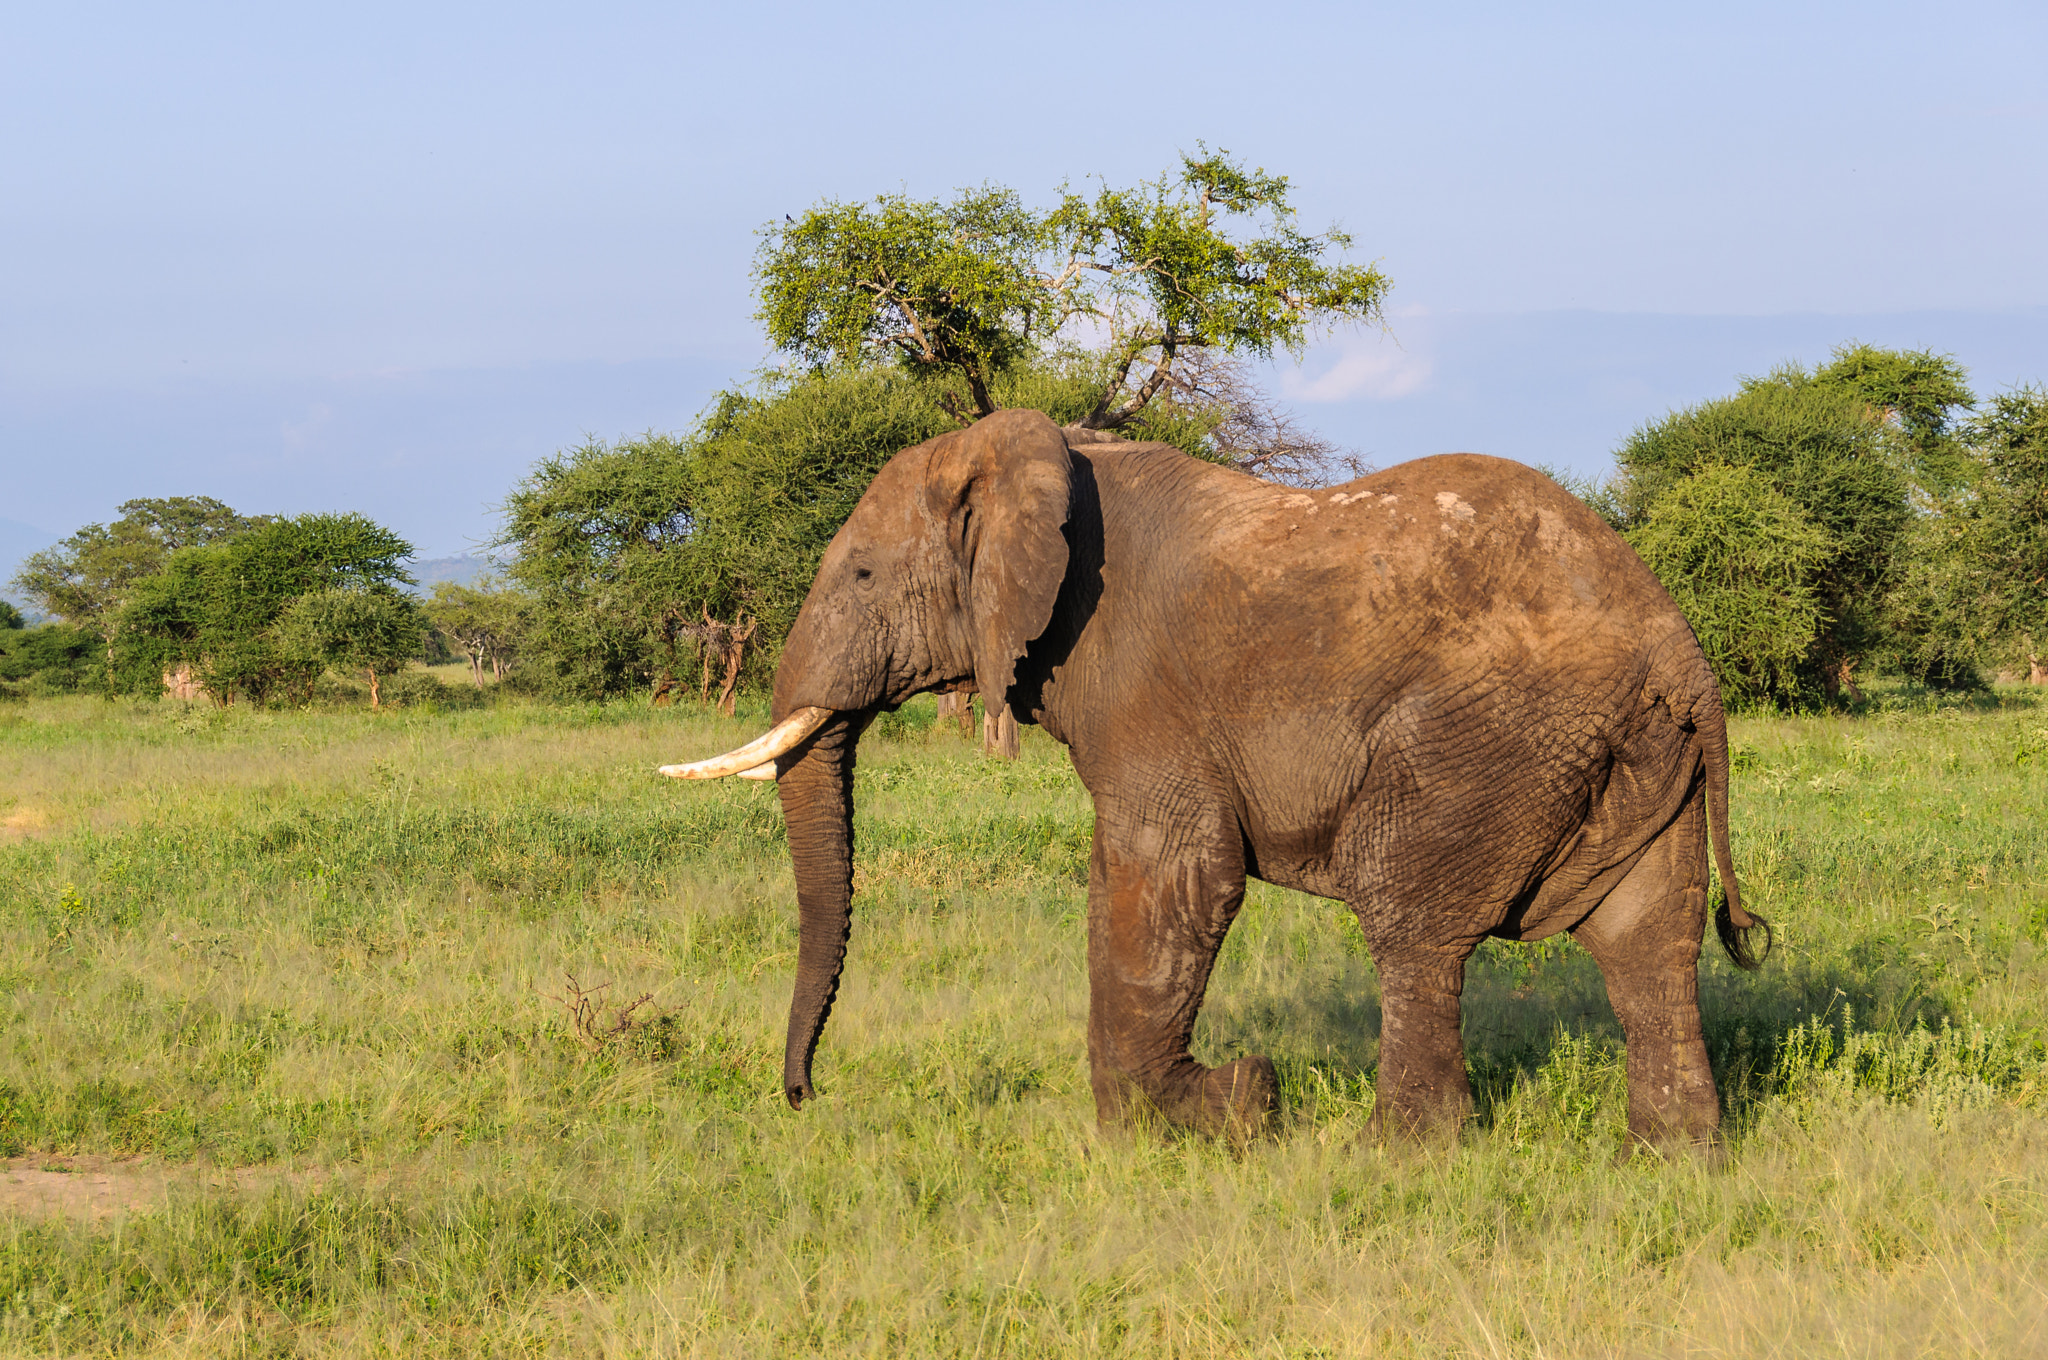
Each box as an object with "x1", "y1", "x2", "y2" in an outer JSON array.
[{"x1": 664, "y1": 408, "x2": 1770, "y2": 1148}]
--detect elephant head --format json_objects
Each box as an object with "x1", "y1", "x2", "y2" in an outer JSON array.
[{"x1": 660, "y1": 409, "x2": 1075, "y2": 1106}]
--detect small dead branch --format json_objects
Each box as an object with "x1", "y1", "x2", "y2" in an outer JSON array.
[
  {"x1": 543, "y1": 973, "x2": 658, "y2": 1056},
  {"x1": 666, "y1": 606, "x2": 759, "y2": 715},
  {"x1": 1144, "y1": 350, "x2": 1365, "y2": 487}
]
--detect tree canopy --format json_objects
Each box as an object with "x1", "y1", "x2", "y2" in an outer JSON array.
[
  {"x1": 1626, "y1": 464, "x2": 1834, "y2": 706},
  {"x1": 1888, "y1": 385, "x2": 2048, "y2": 680},
  {"x1": 755, "y1": 149, "x2": 1389, "y2": 428},
  {"x1": 9, "y1": 496, "x2": 271, "y2": 689},
  {"x1": 1588, "y1": 344, "x2": 2048, "y2": 704},
  {"x1": 275, "y1": 587, "x2": 428, "y2": 708},
  {"x1": 1610, "y1": 355, "x2": 1915, "y2": 695},
  {"x1": 1806, "y1": 343, "x2": 1976, "y2": 489},
  {"x1": 123, "y1": 513, "x2": 416, "y2": 704}
]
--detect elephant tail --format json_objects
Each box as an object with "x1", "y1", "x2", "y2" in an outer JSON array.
[{"x1": 1690, "y1": 676, "x2": 1772, "y2": 971}]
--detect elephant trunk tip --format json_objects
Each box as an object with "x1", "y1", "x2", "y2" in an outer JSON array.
[{"x1": 1715, "y1": 893, "x2": 1773, "y2": 971}]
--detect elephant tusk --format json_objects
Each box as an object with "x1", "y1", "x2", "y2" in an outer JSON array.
[{"x1": 658, "y1": 705, "x2": 833, "y2": 780}]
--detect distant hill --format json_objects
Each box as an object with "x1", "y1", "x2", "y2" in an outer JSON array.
[{"x1": 409, "y1": 555, "x2": 498, "y2": 593}]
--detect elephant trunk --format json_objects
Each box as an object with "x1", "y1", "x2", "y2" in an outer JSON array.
[{"x1": 776, "y1": 712, "x2": 865, "y2": 1107}]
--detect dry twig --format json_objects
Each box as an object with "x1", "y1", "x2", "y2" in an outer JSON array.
[{"x1": 543, "y1": 973, "x2": 658, "y2": 1055}]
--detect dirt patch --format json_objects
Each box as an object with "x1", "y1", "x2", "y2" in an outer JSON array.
[
  {"x1": 0, "y1": 806, "x2": 52, "y2": 841},
  {"x1": 0, "y1": 1156, "x2": 329, "y2": 1222}
]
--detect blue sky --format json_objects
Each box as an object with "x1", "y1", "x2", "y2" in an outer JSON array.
[{"x1": 4, "y1": 1, "x2": 2044, "y2": 561}]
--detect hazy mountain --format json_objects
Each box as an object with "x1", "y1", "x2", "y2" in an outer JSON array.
[{"x1": 410, "y1": 555, "x2": 497, "y2": 592}]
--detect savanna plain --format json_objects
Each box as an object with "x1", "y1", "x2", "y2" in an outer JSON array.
[{"x1": 2, "y1": 682, "x2": 2046, "y2": 1357}]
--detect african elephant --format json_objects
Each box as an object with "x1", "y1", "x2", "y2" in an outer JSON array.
[{"x1": 665, "y1": 408, "x2": 1769, "y2": 1147}]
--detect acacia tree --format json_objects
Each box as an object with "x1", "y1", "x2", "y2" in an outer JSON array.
[
  {"x1": 425, "y1": 579, "x2": 528, "y2": 687},
  {"x1": 496, "y1": 433, "x2": 711, "y2": 699},
  {"x1": 1810, "y1": 343, "x2": 1976, "y2": 488},
  {"x1": 1610, "y1": 362, "x2": 1916, "y2": 697},
  {"x1": 1889, "y1": 386, "x2": 2048, "y2": 681},
  {"x1": 1626, "y1": 465, "x2": 1834, "y2": 706},
  {"x1": 755, "y1": 149, "x2": 1389, "y2": 429},
  {"x1": 276, "y1": 588, "x2": 427, "y2": 708}
]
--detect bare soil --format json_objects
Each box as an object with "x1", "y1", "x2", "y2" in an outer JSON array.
[{"x1": 0, "y1": 1156, "x2": 327, "y2": 1221}]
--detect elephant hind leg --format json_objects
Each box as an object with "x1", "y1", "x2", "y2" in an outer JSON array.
[
  {"x1": 1569, "y1": 794, "x2": 1721, "y2": 1150},
  {"x1": 1337, "y1": 776, "x2": 1519, "y2": 1140}
]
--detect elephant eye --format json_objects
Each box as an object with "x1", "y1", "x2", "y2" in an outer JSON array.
[{"x1": 854, "y1": 567, "x2": 873, "y2": 581}]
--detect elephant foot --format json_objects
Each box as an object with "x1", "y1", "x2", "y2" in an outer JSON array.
[
  {"x1": 1194, "y1": 1055, "x2": 1278, "y2": 1142},
  {"x1": 1617, "y1": 1111, "x2": 1726, "y2": 1165},
  {"x1": 1613, "y1": 1130, "x2": 1727, "y2": 1168},
  {"x1": 1365, "y1": 1084, "x2": 1472, "y2": 1144},
  {"x1": 1095, "y1": 1055, "x2": 1278, "y2": 1142}
]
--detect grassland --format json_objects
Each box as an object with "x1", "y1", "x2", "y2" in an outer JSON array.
[{"x1": 1, "y1": 684, "x2": 2045, "y2": 1357}]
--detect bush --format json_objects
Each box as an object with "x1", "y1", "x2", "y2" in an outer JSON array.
[
  {"x1": 0, "y1": 623, "x2": 97, "y2": 694},
  {"x1": 120, "y1": 514, "x2": 415, "y2": 706},
  {"x1": 1613, "y1": 367, "x2": 1911, "y2": 689},
  {"x1": 379, "y1": 669, "x2": 480, "y2": 710},
  {"x1": 1626, "y1": 464, "x2": 1834, "y2": 707}
]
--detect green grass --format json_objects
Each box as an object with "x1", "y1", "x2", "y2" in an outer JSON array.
[{"x1": 1, "y1": 686, "x2": 2046, "y2": 1356}]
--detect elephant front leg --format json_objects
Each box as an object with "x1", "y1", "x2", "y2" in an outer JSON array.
[{"x1": 1085, "y1": 833, "x2": 1275, "y2": 1139}]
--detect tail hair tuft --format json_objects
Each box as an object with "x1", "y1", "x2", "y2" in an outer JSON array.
[{"x1": 1714, "y1": 893, "x2": 1773, "y2": 971}]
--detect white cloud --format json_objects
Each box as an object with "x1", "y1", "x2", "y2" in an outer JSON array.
[{"x1": 1280, "y1": 339, "x2": 1433, "y2": 403}]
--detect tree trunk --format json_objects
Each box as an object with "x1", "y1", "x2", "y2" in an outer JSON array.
[
  {"x1": 982, "y1": 701, "x2": 1020, "y2": 760},
  {"x1": 470, "y1": 649, "x2": 486, "y2": 688},
  {"x1": 1834, "y1": 658, "x2": 1864, "y2": 704},
  {"x1": 935, "y1": 690, "x2": 975, "y2": 736},
  {"x1": 367, "y1": 667, "x2": 381, "y2": 709},
  {"x1": 2032, "y1": 655, "x2": 2048, "y2": 686},
  {"x1": 718, "y1": 643, "x2": 745, "y2": 716},
  {"x1": 775, "y1": 716, "x2": 861, "y2": 1107}
]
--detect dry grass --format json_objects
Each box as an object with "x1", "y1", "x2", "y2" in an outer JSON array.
[{"x1": 0, "y1": 687, "x2": 2044, "y2": 1355}]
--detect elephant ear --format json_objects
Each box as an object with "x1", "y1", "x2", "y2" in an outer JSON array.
[{"x1": 925, "y1": 409, "x2": 1073, "y2": 713}]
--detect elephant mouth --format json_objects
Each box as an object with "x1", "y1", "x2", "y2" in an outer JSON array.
[{"x1": 657, "y1": 705, "x2": 835, "y2": 782}]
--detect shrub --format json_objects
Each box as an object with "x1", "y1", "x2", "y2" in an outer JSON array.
[{"x1": 1626, "y1": 464, "x2": 1833, "y2": 706}]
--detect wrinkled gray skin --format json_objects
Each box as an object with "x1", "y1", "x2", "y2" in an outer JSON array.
[{"x1": 760, "y1": 409, "x2": 1766, "y2": 1147}]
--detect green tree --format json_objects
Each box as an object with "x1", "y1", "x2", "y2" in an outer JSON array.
[
  {"x1": 9, "y1": 496, "x2": 268, "y2": 692},
  {"x1": 275, "y1": 587, "x2": 428, "y2": 708},
  {"x1": 1626, "y1": 465, "x2": 1835, "y2": 706},
  {"x1": 1810, "y1": 343, "x2": 1976, "y2": 489},
  {"x1": 424, "y1": 579, "x2": 530, "y2": 687},
  {"x1": 756, "y1": 149, "x2": 1389, "y2": 427},
  {"x1": 1889, "y1": 385, "x2": 2048, "y2": 682},
  {"x1": 0, "y1": 622, "x2": 97, "y2": 695},
  {"x1": 497, "y1": 432, "x2": 709, "y2": 699},
  {"x1": 122, "y1": 513, "x2": 416, "y2": 704},
  {"x1": 0, "y1": 600, "x2": 23, "y2": 630},
  {"x1": 1613, "y1": 364, "x2": 1913, "y2": 696}
]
